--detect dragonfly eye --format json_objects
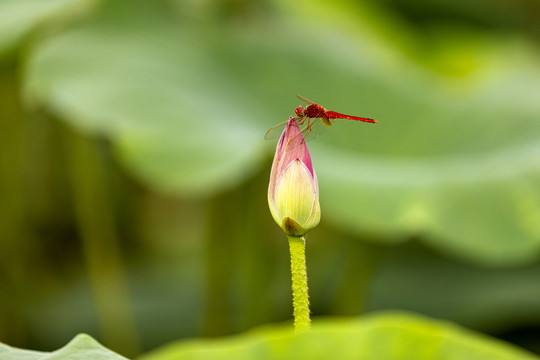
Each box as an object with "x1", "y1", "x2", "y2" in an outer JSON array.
[{"x1": 295, "y1": 106, "x2": 304, "y2": 117}]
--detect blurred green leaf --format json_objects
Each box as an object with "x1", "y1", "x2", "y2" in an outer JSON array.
[
  {"x1": 140, "y1": 312, "x2": 537, "y2": 360},
  {"x1": 24, "y1": 0, "x2": 267, "y2": 195},
  {"x1": 22, "y1": 0, "x2": 540, "y2": 265},
  {"x1": 0, "y1": 0, "x2": 92, "y2": 58},
  {"x1": 365, "y1": 243, "x2": 540, "y2": 332},
  {"x1": 0, "y1": 342, "x2": 45, "y2": 360},
  {"x1": 371, "y1": 0, "x2": 540, "y2": 40},
  {"x1": 0, "y1": 334, "x2": 127, "y2": 360}
]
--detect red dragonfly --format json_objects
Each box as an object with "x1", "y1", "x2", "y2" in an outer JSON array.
[{"x1": 265, "y1": 94, "x2": 377, "y2": 141}]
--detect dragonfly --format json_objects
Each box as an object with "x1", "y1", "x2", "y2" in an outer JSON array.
[{"x1": 265, "y1": 94, "x2": 377, "y2": 142}]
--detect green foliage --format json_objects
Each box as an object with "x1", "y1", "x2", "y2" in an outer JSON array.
[
  {"x1": 141, "y1": 312, "x2": 538, "y2": 360},
  {"x1": 3, "y1": 314, "x2": 537, "y2": 360},
  {"x1": 363, "y1": 243, "x2": 540, "y2": 331},
  {"x1": 0, "y1": 334, "x2": 127, "y2": 360},
  {"x1": 6, "y1": 314, "x2": 535, "y2": 360},
  {"x1": 0, "y1": 0, "x2": 91, "y2": 58}
]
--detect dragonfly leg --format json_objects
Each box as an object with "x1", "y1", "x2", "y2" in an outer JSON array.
[
  {"x1": 295, "y1": 116, "x2": 307, "y2": 125},
  {"x1": 285, "y1": 125, "x2": 309, "y2": 151},
  {"x1": 287, "y1": 131, "x2": 305, "y2": 146},
  {"x1": 302, "y1": 119, "x2": 313, "y2": 138},
  {"x1": 285, "y1": 118, "x2": 314, "y2": 151}
]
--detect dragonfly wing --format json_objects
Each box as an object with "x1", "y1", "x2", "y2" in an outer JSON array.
[
  {"x1": 264, "y1": 121, "x2": 288, "y2": 140},
  {"x1": 300, "y1": 118, "x2": 330, "y2": 142},
  {"x1": 266, "y1": 116, "x2": 332, "y2": 147},
  {"x1": 296, "y1": 94, "x2": 315, "y2": 104},
  {"x1": 272, "y1": 117, "x2": 332, "y2": 152}
]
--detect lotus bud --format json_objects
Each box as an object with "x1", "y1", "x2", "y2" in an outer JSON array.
[{"x1": 268, "y1": 117, "x2": 320, "y2": 237}]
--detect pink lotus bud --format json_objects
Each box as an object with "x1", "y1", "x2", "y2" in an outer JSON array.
[{"x1": 268, "y1": 117, "x2": 321, "y2": 237}]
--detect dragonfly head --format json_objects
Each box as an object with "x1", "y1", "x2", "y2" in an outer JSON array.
[{"x1": 295, "y1": 105, "x2": 305, "y2": 117}]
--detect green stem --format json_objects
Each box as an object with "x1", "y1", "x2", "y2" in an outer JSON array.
[
  {"x1": 287, "y1": 235, "x2": 310, "y2": 331},
  {"x1": 202, "y1": 192, "x2": 234, "y2": 336}
]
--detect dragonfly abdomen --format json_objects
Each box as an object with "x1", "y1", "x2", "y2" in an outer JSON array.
[{"x1": 325, "y1": 111, "x2": 376, "y2": 123}]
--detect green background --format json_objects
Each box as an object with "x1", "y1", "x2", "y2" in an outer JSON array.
[{"x1": 1, "y1": 0, "x2": 540, "y2": 358}]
